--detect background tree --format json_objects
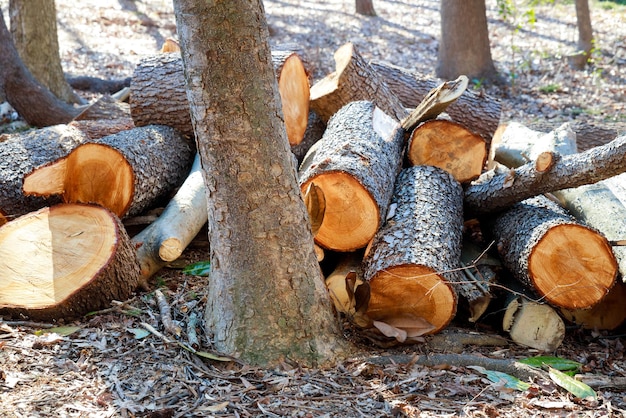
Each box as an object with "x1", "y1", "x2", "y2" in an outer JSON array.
[
  {"x1": 0, "y1": 13, "x2": 78, "y2": 126},
  {"x1": 568, "y1": 0, "x2": 594, "y2": 70},
  {"x1": 9, "y1": 0, "x2": 82, "y2": 104},
  {"x1": 355, "y1": 0, "x2": 377, "y2": 16},
  {"x1": 436, "y1": 0, "x2": 500, "y2": 83},
  {"x1": 172, "y1": 0, "x2": 347, "y2": 366}
]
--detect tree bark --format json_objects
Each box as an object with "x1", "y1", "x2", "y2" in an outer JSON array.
[
  {"x1": 9, "y1": 0, "x2": 83, "y2": 104},
  {"x1": 370, "y1": 60, "x2": 502, "y2": 141},
  {"x1": 0, "y1": 13, "x2": 79, "y2": 126},
  {"x1": 355, "y1": 0, "x2": 377, "y2": 16},
  {"x1": 437, "y1": 0, "x2": 500, "y2": 83},
  {"x1": 173, "y1": 0, "x2": 345, "y2": 367},
  {"x1": 464, "y1": 134, "x2": 626, "y2": 215},
  {"x1": 363, "y1": 166, "x2": 463, "y2": 335},
  {"x1": 23, "y1": 125, "x2": 194, "y2": 218},
  {"x1": 407, "y1": 119, "x2": 486, "y2": 183},
  {"x1": 309, "y1": 42, "x2": 407, "y2": 123},
  {"x1": 0, "y1": 203, "x2": 140, "y2": 321},
  {"x1": 299, "y1": 101, "x2": 405, "y2": 252},
  {"x1": 568, "y1": 0, "x2": 594, "y2": 70},
  {"x1": 491, "y1": 195, "x2": 617, "y2": 310}
]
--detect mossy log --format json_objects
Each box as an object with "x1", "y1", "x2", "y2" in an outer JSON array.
[
  {"x1": 299, "y1": 101, "x2": 404, "y2": 252},
  {"x1": 0, "y1": 203, "x2": 140, "y2": 320},
  {"x1": 23, "y1": 125, "x2": 195, "y2": 218},
  {"x1": 491, "y1": 195, "x2": 617, "y2": 310},
  {"x1": 363, "y1": 165, "x2": 464, "y2": 335}
]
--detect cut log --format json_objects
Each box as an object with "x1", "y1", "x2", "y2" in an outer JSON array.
[
  {"x1": 130, "y1": 49, "x2": 311, "y2": 145},
  {"x1": 325, "y1": 252, "x2": 366, "y2": 318},
  {"x1": 369, "y1": 60, "x2": 501, "y2": 141},
  {"x1": 491, "y1": 195, "x2": 617, "y2": 310},
  {"x1": 23, "y1": 125, "x2": 195, "y2": 218},
  {"x1": 0, "y1": 203, "x2": 140, "y2": 320},
  {"x1": 459, "y1": 238, "x2": 498, "y2": 323},
  {"x1": 493, "y1": 122, "x2": 626, "y2": 281},
  {"x1": 74, "y1": 94, "x2": 131, "y2": 121},
  {"x1": 0, "y1": 124, "x2": 90, "y2": 221},
  {"x1": 309, "y1": 42, "x2": 407, "y2": 123},
  {"x1": 68, "y1": 117, "x2": 136, "y2": 140},
  {"x1": 465, "y1": 134, "x2": 626, "y2": 216},
  {"x1": 299, "y1": 101, "x2": 404, "y2": 252},
  {"x1": 407, "y1": 119, "x2": 487, "y2": 183},
  {"x1": 291, "y1": 111, "x2": 326, "y2": 164},
  {"x1": 363, "y1": 165, "x2": 463, "y2": 335},
  {"x1": 559, "y1": 281, "x2": 626, "y2": 330},
  {"x1": 133, "y1": 153, "x2": 208, "y2": 288},
  {"x1": 520, "y1": 119, "x2": 626, "y2": 151},
  {"x1": 66, "y1": 74, "x2": 131, "y2": 94}
]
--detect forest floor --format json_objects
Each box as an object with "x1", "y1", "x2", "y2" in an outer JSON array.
[{"x1": 1, "y1": 0, "x2": 626, "y2": 417}]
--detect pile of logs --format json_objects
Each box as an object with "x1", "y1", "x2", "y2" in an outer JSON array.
[{"x1": 1, "y1": 41, "x2": 625, "y2": 352}]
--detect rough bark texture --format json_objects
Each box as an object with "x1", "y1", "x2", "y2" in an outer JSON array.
[
  {"x1": 68, "y1": 117, "x2": 135, "y2": 140},
  {"x1": 133, "y1": 154, "x2": 208, "y2": 288},
  {"x1": 407, "y1": 119, "x2": 486, "y2": 183},
  {"x1": 0, "y1": 124, "x2": 90, "y2": 221},
  {"x1": 9, "y1": 0, "x2": 82, "y2": 104},
  {"x1": 74, "y1": 94, "x2": 131, "y2": 121},
  {"x1": 174, "y1": 0, "x2": 344, "y2": 367},
  {"x1": 465, "y1": 134, "x2": 626, "y2": 215},
  {"x1": 0, "y1": 203, "x2": 140, "y2": 321},
  {"x1": 437, "y1": 0, "x2": 500, "y2": 82},
  {"x1": 299, "y1": 101, "x2": 405, "y2": 252},
  {"x1": 491, "y1": 195, "x2": 617, "y2": 310},
  {"x1": 363, "y1": 166, "x2": 464, "y2": 334},
  {"x1": 23, "y1": 125, "x2": 194, "y2": 218},
  {"x1": 309, "y1": 43, "x2": 407, "y2": 123},
  {"x1": 130, "y1": 49, "x2": 310, "y2": 143},
  {"x1": 0, "y1": 13, "x2": 79, "y2": 126}
]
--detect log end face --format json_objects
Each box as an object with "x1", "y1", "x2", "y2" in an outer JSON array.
[{"x1": 278, "y1": 55, "x2": 310, "y2": 146}]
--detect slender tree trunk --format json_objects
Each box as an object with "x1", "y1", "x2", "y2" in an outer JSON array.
[
  {"x1": 437, "y1": 0, "x2": 499, "y2": 83},
  {"x1": 568, "y1": 0, "x2": 594, "y2": 70},
  {"x1": 355, "y1": 0, "x2": 377, "y2": 16},
  {"x1": 9, "y1": 0, "x2": 82, "y2": 104},
  {"x1": 172, "y1": 0, "x2": 346, "y2": 366},
  {"x1": 0, "y1": 13, "x2": 79, "y2": 126}
]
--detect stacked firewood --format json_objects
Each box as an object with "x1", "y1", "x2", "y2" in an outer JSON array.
[{"x1": 1, "y1": 42, "x2": 625, "y2": 353}]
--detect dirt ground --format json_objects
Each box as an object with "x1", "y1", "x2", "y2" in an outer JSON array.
[{"x1": 1, "y1": 1, "x2": 626, "y2": 417}]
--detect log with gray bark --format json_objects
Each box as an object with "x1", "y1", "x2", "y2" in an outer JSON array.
[
  {"x1": 23, "y1": 125, "x2": 195, "y2": 218},
  {"x1": 465, "y1": 134, "x2": 626, "y2": 216},
  {"x1": 298, "y1": 101, "x2": 404, "y2": 252},
  {"x1": 363, "y1": 165, "x2": 464, "y2": 337},
  {"x1": 0, "y1": 203, "x2": 140, "y2": 320},
  {"x1": 491, "y1": 195, "x2": 617, "y2": 310}
]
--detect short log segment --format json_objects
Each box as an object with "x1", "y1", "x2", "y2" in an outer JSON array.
[
  {"x1": 363, "y1": 165, "x2": 463, "y2": 335},
  {"x1": 492, "y1": 195, "x2": 617, "y2": 310},
  {"x1": 465, "y1": 134, "x2": 626, "y2": 216},
  {"x1": 0, "y1": 124, "x2": 90, "y2": 221},
  {"x1": 407, "y1": 119, "x2": 487, "y2": 183},
  {"x1": 130, "y1": 49, "x2": 311, "y2": 145},
  {"x1": 559, "y1": 281, "x2": 626, "y2": 330},
  {"x1": 299, "y1": 101, "x2": 404, "y2": 252},
  {"x1": 309, "y1": 43, "x2": 407, "y2": 123},
  {"x1": 23, "y1": 125, "x2": 195, "y2": 218},
  {"x1": 370, "y1": 60, "x2": 501, "y2": 141},
  {"x1": 0, "y1": 203, "x2": 140, "y2": 320}
]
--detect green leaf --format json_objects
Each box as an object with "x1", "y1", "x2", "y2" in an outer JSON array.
[
  {"x1": 468, "y1": 366, "x2": 530, "y2": 391},
  {"x1": 43, "y1": 326, "x2": 81, "y2": 336},
  {"x1": 183, "y1": 260, "x2": 211, "y2": 276},
  {"x1": 518, "y1": 356, "x2": 581, "y2": 372},
  {"x1": 549, "y1": 367, "x2": 597, "y2": 399},
  {"x1": 127, "y1": 327, "x2": 150, "y2": 339},
  {"x1": 193, "y1": 351, "x2": 232, "y2": 362}
]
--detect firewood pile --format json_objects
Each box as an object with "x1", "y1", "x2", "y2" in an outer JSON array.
[{"x1": 1, "y1": 41, "x2": 625, "y2": 352}]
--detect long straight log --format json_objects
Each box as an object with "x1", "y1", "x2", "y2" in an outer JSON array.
[
  {"x1": 465, "y1": 134, "x2": 626, "y2": 216},
  {"x1": 363, "y1": 165, "x2": 463, "y2": 335},
  {"x1": 299, "y1": 101, "x2": 404, "y2": 252}
]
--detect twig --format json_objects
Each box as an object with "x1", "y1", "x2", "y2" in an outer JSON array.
[
  {"x1": 154, "y1": 289, "x2": 181, "y2": 337},
  {"x1": 187, "y1": 311, "x2": 200, "y2": 350}
]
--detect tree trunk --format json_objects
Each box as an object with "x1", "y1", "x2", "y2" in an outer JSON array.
[
  {"x1": 0, "y1": 13, "x2": 79, "y2": 126},
  {"x1": 299, "y1": 101, "x2": 404, "y2": 252},
  {"x1": 0, "y1": 124, "x2": 90, "y2": 221},
  {"x1": 363, "y1": 166, "x2": 463, "y2": 336},
  {"x1": 437, "y1": 0, "x2": 500, "y2": 83},
  {"x1": 0, "y1": 203, "x2": 140, "y2": 321},
  {"x1": 492, "y1": 195, "x2": 617, "y2": 310},
  {"x1": 465, "y1": 134, "x2": 626, "y2": 216},
  {"x1": 9, "y1": 0, "x2": 82, "y2": 104},
  {"x1": 407, "y1": 119, "x2": 486, "y2": 183},
  {"x1": 370, "y1": 60, "x2": 502, "y2": 141},
  {"x1": 568, "y1": 0, "x2": 594, "y2": 70},
  {"x1": 173, "y1": 0, "x2": 345, "y2": 367},
  {"x1": 309, "y1": 42, "x2": 407, "y2": 123},
  {"x1": 23, "y1": 125, "x2": 194, "y2": 218},
  {"x1": 355, "y1": 0, "x2": 376, "y2": 16}
]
